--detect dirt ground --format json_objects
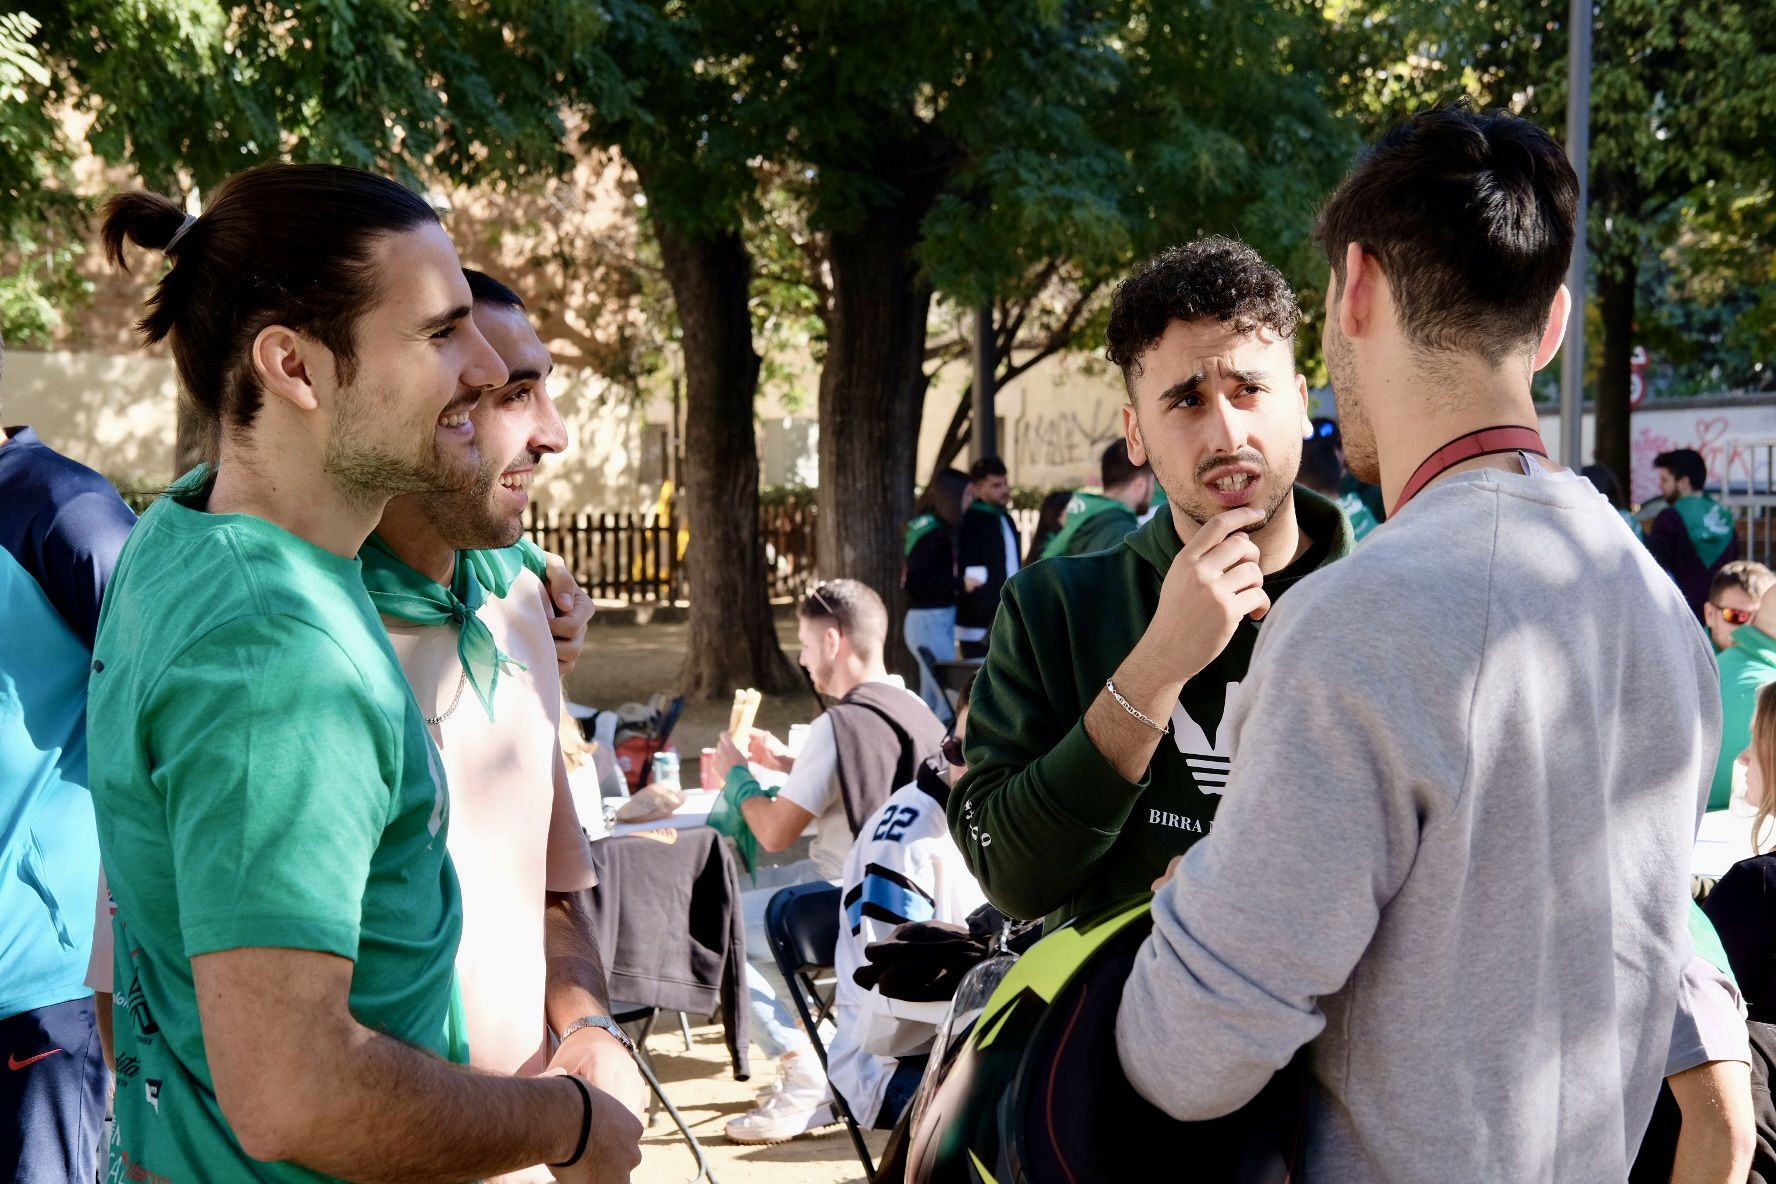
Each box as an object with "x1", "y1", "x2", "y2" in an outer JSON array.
[
  {"x1": 571, "y1": 616, "x2": 885, "y2": 1184},
  {"x1": 564, "y1": 614, "x2": 823, "y2": 764},
  {"x1": 631, "y1": 1018, "x2": 889, "y2": 1184}
]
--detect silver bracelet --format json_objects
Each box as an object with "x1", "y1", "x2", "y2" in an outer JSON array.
[{"x1": 1104, "y1": 678, "x2": 1169, "y2": 734}]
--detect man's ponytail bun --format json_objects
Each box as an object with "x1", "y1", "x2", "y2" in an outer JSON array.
[{"x1": 99, "y1": 191, "x2": 189, "y2": 271}]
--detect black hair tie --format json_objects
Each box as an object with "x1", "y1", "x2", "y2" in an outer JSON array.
[{"x1": 551, "y1": 1074, "x2": 593, "y2": 1168}]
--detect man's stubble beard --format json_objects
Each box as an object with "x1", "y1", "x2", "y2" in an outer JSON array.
[
  {"x1": 415, "y1": 456, "x2": 526, "y2": 552},
  {"x1": 322, "y1": 376, "x2": 480, "y2": 506},
  {"x1": 1140, "y1": 415, "x2": 1298, "y2": 536},
  {"x1": 1326, "y1": 323, "x2": 1380, "y2": 486}
]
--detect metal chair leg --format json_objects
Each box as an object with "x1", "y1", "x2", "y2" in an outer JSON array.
[
  {"x1": 633, "y1": 1050, "x2": 718, "y2": 1184},
  {"x1": 677, "y1": 1010, "x2": 695, "y2": 1051}
]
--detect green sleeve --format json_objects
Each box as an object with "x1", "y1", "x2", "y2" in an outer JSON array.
[
  {"x1": 1712, "y1": 654, "x2": 1762, "y2": 811},
  {"x1": 148, "y1": 616, "x2": 396, "y2": 959},
  {"x1": 1069, "y1": 510, "x2": 1135, "y2": 557},
  {"x1": 949, "y1": 581, "x2": 1150, "y2": 920}
]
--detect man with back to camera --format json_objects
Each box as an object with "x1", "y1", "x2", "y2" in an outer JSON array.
[
  {"x1": 1650, "y1": 447, "x2": 1742, "y2": 622},
  {"x1": 88, "y1": 165, "x2": 641, "y2": 1184},
  {"x1": 950, "y1": 236, "x2": 1351, "y2": 932},
  {"x1": 956, "y1": 456, "x2": 1019, "y2": 658},
  {"x1": 1041, "y1": 438, "x2": 1155, "y2": 559},
  {"x1": 0, "y1": 331, "x2": 136, "y2": 1184},
  {"x1": 1115, "y1": 105, "x2": 1719, "y2": 1182},
  {"x1": 362, "y1": 269, "x2": 646, "y2": 1182}
]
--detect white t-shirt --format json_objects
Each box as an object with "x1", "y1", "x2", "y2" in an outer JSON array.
[
  {"x1": 828, "y1": 770, "x2": 986, "y2": 1126},
  {"x1": 384, "y1": 569, "x2": 597, "y2": 1184},
  {"x1": 777, "y1": 675, "x2": 927, "y2": 880}
]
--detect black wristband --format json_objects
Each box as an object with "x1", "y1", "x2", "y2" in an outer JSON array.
[{"x1": 551, "y1": 1074, "x2": 593, "y2": 1169}]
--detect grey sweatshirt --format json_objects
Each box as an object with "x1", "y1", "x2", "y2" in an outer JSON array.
[{"x1": 1115, "y1": 462, "x2": 1720, "y2": 1183}]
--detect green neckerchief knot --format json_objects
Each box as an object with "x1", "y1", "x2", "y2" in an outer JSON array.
[
  {"x1": 359, "y1": 534, "x2": 550, "y2": 722},
  {"x1": 707, "y1": 765, "x2": 777, "y2": 877}
]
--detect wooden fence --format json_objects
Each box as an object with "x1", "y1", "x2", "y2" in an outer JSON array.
[{"x1": 523, "y1": 501, "x2": 823, "y2": 604}]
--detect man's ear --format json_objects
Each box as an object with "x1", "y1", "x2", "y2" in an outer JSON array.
[
  {"x1": 1123, "y1": 402, "x2": 1148, "y2": 467},
  {"x1": 1294, "y1": 372, "x2": 1312, "y2": 437},
  {"x1": 1531, "y1": 284, "x2": 1572, "y2": 373},
  {"x1": 251, "y1": 325, "x2": 321, "y2": 413},
  {"x1": 1336, "y1": 242, "x2": 1380, "y2": 341}
]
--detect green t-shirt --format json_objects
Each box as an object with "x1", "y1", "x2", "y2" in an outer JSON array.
[{"x1": 88, "y1": 467, "x2": 463, "y2": 1183}]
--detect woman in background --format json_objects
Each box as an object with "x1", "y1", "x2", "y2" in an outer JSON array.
[
  {"x1": 1702, "y1": 681, "x2": 1776, "y2": 1021},
  {"x1": 902, "y1": 468, "x2": 973, "y2": 723},
  {"x1": 1023, "y1": 490, "x2": 1074, "y2": 567}
]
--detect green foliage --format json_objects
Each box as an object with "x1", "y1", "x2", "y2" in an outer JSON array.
[
  {"x1": 25, "y1": 0, "x2": 613, "y2": 192},
  {"x1": 0, "y1": 10, "x2": 88, "y2": 344},
  {"x1": 1320, "y1": 0, "x2": 1776, "y2": 391}
]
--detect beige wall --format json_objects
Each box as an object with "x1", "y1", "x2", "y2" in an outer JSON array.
[
  {"x1": 3, "y1": 348, "x2": 659, "y2": 512},
  {"x1": 3, "y1": 351, "x2": 179, "y2": 490}
]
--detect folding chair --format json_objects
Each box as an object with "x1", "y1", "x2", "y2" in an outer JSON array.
[
  {"x1": 764, "y1": 881, "x2": 876, "y2": 1179},
  {"x1": 612, "y1": 1002, "x2": 719, "y2": 1184}
]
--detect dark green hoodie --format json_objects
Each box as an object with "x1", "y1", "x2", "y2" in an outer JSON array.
[{"x1": 950, "y1": 487, "x2": 1352, "y2": 930}]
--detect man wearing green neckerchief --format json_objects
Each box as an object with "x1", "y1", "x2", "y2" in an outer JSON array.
[
  {"x1": 1042, "y1": 439, "x2": 1154, "y2": 560},
  {"x1": 364, "y1": 270, "x2": 646, "y2": 1169},
  {"x1": 1649, "y1": 447, "x2": 1742, "y2": 623}
]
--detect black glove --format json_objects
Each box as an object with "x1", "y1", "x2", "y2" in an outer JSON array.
[{"x1": 854, "y1": 920, "x2": 990, "y2": 1002}]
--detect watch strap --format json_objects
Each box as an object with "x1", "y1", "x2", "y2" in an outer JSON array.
[{"x1": 560, "y1": 1013, "x2": 636, "y2": 1053}]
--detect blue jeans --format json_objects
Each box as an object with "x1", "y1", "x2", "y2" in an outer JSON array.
[
  {"x1": 904, "y1": 607, "x2": 958, "y2": 723},
  {"x1": 743, "y1": 880, "x2": 816, "y2": 1061}
]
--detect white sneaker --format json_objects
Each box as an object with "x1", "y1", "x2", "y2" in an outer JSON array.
[{"x1": 726, "y1": 1050, "x2": 840, "y2": 1144}]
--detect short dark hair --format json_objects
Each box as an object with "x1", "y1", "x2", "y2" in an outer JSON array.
[
  {"x1": 1314, "y1": 103, "x2": 1577, "y2": 366},
  {"x1": 799, "y1": 578, "x2": 887, "y2": 661},
  {"x1": 1655, "y1": 449, "x2": 1707, "y2": 492},
  {"x1": 101, "y1": 163, "x2": 439, "y2": 433},
  {"x1": 969, "y1": 456, "x2": 1007, "y2": 482},
  {"x1": 1105, "y1": 236, "x2": 1301, "y2": 385},
  {"x1": 1712, "y1": 561, "x2": 1776, "y2": 606},
  {"x1": 464, "y1": 267, "x2": 525, "y2": 310},
  {"x1": 1100, "y1": 439, "x2": 1148, "y2": 490}
]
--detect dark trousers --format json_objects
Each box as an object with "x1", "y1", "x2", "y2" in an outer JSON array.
[{"x1": 1, "y1": 996, "x2": 109, "y2": 1184}]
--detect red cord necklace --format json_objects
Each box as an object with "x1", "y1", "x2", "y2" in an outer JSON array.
[{"x1": 1392, "y1": 425, "x2": 1548, "y2": 515}]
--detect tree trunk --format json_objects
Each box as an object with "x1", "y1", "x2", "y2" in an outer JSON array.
[
  {"x1": 1595, "y1": 261, "x2": 1637, "y2": 491},
  {"x1": 653, "y1": 218, "x2": 801, "y2": 698},
  {"x1": 816, "y1": 170, "x2": 949, "y2": 680}
]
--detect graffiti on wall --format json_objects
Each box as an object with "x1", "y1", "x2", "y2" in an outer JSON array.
[
  {"x1": 1538, "y1": 402, "x2": 1776, "y2": 505},
  {"x1": 1014, "y1": 402, "x2": 1126, "y2": 483}
]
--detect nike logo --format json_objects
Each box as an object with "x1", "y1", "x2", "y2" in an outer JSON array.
[{"x1": 8, "y1": 1048, "x2": 64, "y2": 1070}]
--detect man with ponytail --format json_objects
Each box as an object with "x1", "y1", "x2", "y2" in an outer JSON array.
[{"x1": 86, "y1": 165, "x2": 641, "y2": 1184}]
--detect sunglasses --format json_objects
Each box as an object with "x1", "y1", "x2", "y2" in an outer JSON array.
[
  {"x1": 941, "y1": 734, "x2": 966, "y2": 767},
  {"x1": 1714, "y1": 603, "x2": 1756, "y2": 626}
]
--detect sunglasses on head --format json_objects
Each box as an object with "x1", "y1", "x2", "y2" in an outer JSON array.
[
  {"x1": 941, "y1": 734, "x2": 965, "y2": 767},
  {"x1": 1715, "y1": 603, "x2": 1756, "y2": 626}
]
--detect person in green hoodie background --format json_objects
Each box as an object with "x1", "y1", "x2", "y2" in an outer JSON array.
[
  {"x1": 1041, "y1": 439, "x2": 1154, "y2": 559},
  {"x1": 1649, "y1": 447, "x2": 1742, "y2": 623},
  {"x1": 951, "y1": 236, "x2": 1351, "y2": 931},
  {"x1": 1712, "y1": 585, "x2": 1776, "y2": 811}
]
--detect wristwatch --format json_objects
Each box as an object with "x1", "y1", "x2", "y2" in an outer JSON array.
[{"x1": 560, "y1": 1014, "x2": 637, "y2": 1054}]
